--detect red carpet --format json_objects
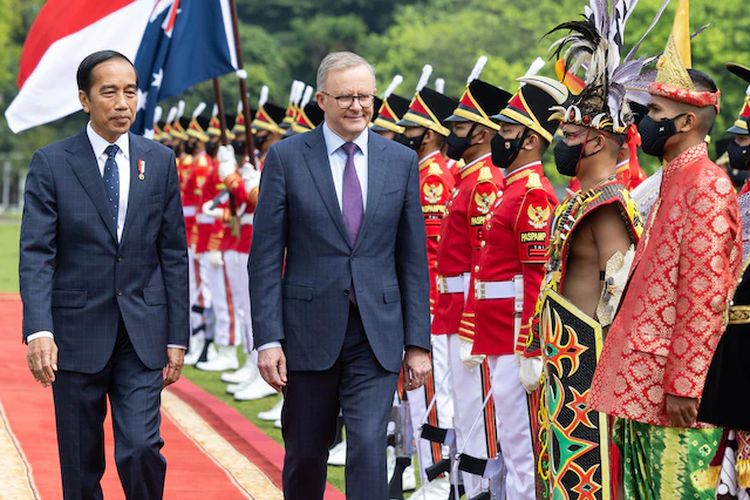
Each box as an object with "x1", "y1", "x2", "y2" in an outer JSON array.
[{"x1": 0, "y1": 295, "x2": 345, "y2": 499}]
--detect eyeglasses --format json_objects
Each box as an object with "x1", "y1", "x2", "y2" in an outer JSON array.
[{"x1": 320, "y1": 91, "x2": 375, "y2": 109}]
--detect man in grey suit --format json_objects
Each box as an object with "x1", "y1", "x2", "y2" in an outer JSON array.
[
  {"x1": 249, "y1": 51, "x2": 432, "y2": 499},
  {"x1": 20, "y1": 51, "x2": 188, "y2": 499}
]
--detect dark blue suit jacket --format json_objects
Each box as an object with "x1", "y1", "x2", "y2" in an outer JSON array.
[
  {"x1": 249, "y1": 126, "x2": 431, "y2": 373},
  {"x1": 19, "y1": 129, "x2": 189, "y2": 374}
]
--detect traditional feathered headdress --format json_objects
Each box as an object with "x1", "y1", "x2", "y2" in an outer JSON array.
[{"x1": 547, "y1": 0, "x2": 670, "y2": 134}]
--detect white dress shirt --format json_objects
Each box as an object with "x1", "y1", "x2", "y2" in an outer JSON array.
[
  {"x1": 257, "y1": 122, "x2": 369, "y2": 352},
  {"x1": 28, "y1": 125, "x2": 184, "y2": 350}
]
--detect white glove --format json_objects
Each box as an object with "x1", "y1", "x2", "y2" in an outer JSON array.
[
  {"x1": 208, "y1": 250, "x2": 223, "y2": 267},
  {"x1": 459, "y1": 337, "x2": 485, "y2": 372},
  {"x1": 519, "y1": 356, "x2": 543, "y2": 393},
  {"x1": 217, "y1": 145, "x2": 238, "y2": 179},
  {"x1": 201, "y1": 200, "x2": 224, "y2": 219}
]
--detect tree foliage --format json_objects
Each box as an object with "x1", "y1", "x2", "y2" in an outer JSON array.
[{"x1": 1, "y1": 0, "x2": 748, "y2": 180}]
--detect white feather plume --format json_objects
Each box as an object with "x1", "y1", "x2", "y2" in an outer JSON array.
[
  {"x1": 416, "y1": 65, "x2": 433, "y2": 92},
  {"x1": 300, "y1": 85, "x2": 313, "y2": 108},
  {"x1": 292, "y1": 81, "x2": 305, "y2": 105},
  {"x1": 211, "y1": 104, "x2": 218, "y2": 117},
  {"x1": 435, "y1": 78, "x2": 445, "y2": 94},
  {"x1": 192, "y1": 102, "x2": 206, "y2": 120},
  {"x1": 177, "y1": 100, "x2": 186, "y2": 119},
  {"x1": 383, "y1": 75, "x2": 403, "y2": 99},
  {"x1": 237, "y1": 100, "x2": 243, "y2": 115},
  {"x1": 258, "y1": 85, "x2": 269, "y2": 108},
  {"x1": 288, "y1": 80, "x2": 299, "y2": 103},
  {"x1": 166, "y1": 106, "x2": 178, "y2": 124},
  {"x1": 153, "y1": 106, "x2": 163, "y2": 124},
  {"x1": 467, "y1": 55, "x2": 488, "y2": 83}
]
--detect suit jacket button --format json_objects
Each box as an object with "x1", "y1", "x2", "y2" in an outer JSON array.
[
  {"x1": 344, "y1": 289, "x2": 350, "y2": 296},
  {"x1": 116, "y1": 290, "x2": 123, "y2": 296},
  {"x1": 116, "y1": 256, "x2": 123, "y2": 262}
]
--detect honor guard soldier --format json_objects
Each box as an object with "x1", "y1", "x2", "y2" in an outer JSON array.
[
  {"x1": 471, "y1": 73, "x2": 567, "y2": 499},
  {"x1": 433, "y1": 55, "x2": 510, "y2": 498},
  {"x1": 250, "y1": 86, "x2": 287, "y2": 172},
  {"x1": 393, "y1": 63, "x2": 459, "y2": 498}
]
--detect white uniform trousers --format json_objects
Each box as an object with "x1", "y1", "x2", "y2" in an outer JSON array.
[
  {"x1": 489, "y1": 354, "x2": 535, "y2": 499},
  {"x1": 201, "y1": 252, "x2": 241, "y2": 346},
  {"x1": 446, "y1": 333, "x2": 499, "y2": 497},
  {"x1": 406, "y1": 333, "x2": 454, "y2": 477},
  {"x1": 224, "y1": 250, "x2": 252, "y2": 353}
]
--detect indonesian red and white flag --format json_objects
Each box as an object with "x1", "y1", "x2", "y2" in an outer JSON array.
[{"x1": 6, "y1": 1, "x2": 155, "y2": 133}]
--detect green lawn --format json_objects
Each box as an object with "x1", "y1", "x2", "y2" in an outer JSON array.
[{"x1": 0, "y1": 217, "x2": 20, "y2": 292}]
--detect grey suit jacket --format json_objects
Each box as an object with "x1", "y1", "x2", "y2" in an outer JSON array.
[
  {"x1": 19, "y1": 129, "x2": 189, "y2": 373},
  {"x1": 249, "y1": 126, "x2": 430, "y2": 373}
]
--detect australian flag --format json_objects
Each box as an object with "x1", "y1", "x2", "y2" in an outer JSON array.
[{"x1": 131, "y1": 0, "x2": 238, "y2": 136}]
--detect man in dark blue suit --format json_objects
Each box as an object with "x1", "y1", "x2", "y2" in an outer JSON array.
[
  {"x1": 249, "y1": 51, "x2": 432, "y2": 499},
  {"x1": 19, "y1": 50, "x2": 188, "y2": 499}
]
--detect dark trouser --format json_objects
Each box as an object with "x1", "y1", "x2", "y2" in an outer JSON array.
[
  {"x1": 52, "y1": 322, "x2": 166, "y2": 500},
  {"x1": 281, "y1": 305, "x2": 399, "y2": 500}
]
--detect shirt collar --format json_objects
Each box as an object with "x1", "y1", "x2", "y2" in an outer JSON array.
[
  {"x1": 87, "y1": 122, "x2": 130, "y2": 161},
  {"x1": 460, "y1": 152, "x2": 492, "y2": 171},
  {"x1": 322, "y1": 121, "x2": 369, "y2": 156},
  {"x1": 419, "y1": 149, "x2": 442, "y2": 165},
  {"x1": 665, "y1": 142, "x2": 708, "y2": 176}
]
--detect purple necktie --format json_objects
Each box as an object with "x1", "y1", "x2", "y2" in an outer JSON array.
[{"x1": 341, "y1": 142, "x2": 364, "y2": 246}]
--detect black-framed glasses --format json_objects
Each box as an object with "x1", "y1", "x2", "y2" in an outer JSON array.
[{"x1": 320, "y1": 91, "x2": 375, "y2": 109}]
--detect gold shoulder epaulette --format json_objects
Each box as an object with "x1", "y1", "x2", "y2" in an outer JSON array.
[
  {"x1": 526, "y1": 172, "x2": 542, "y2": 189},
  {"x1": 478, "y1": 166, "x2": 493, "y2": 182},
  {"x1": 428, "y1": 162, "x2": 443, "y2": 176}
]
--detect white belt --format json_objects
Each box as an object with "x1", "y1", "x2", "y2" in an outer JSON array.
[
  {"x1": 474, "y1": 280, "x2": 515, "y2": 300},
  {"x1": 240, "y1": 214, "x2": 254, "y2": 225},
  {"x1": 183, "y1": 206, "x2": 197, "y2": 217},
  {"x1": 437, "y1": 275, "x2": 464, "y2": 294},
  {"x1": 195, "y1": 213, "x2": 215, "y2": 224}
]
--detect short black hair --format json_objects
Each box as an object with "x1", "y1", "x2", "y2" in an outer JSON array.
[
  {"x1": 76, "y1": 50, "x2": 137, "y2": 94},
  {"x1": 688, "y1": 69, "x2": 719, "y2": 93}
]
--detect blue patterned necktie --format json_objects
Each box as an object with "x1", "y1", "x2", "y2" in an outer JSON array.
[{"x1": 103, "y1": 144, "x2": 120, "y2": 229}]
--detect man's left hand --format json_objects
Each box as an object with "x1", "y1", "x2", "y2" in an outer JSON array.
[
  {"x1": 403, "y1": 347, "x2": 431, "y2": 390},
  {"x1": 665, "y1": 394, "x2": 699, "y2": 427},
  {"x1": 163, "y1": 348, "x2": 185, "y2": 388}
]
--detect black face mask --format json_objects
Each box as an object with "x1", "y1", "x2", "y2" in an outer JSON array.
[
  {"x1": 638, "y1": 114, "x2": 685, "y2": 158},
  {"x1": 394, "y1": 129, "x2": 427, "y2": 152},
  {"x1": 184, "y1": 141, "x2": 196, "y2": 156},
  {"x1": 553, "y1": 135, "x2": 599, "y2": 177},
  {"x1": 446, "y1": 123, "x2": 478, "y2": 160},
  {"x1": 491, "y1": 128, "x2": 528, "y2": 169},
  {"x1": 728, "y1": 140, "x2": 750, "y2": 171},
  {"x1": 253, "y1": 133, "x2": 269, "y2": 150}
]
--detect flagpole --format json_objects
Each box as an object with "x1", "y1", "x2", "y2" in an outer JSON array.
[
  {"x1": 213, "y1": 77, "x2": 229, "y2": 145},
  {"x1": 227, "y1": 0, "x2": 255, "y2": 164}
]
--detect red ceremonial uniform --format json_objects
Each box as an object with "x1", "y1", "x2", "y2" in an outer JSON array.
[
  {"x1": 472, "y1": 162, "x2": 557, "y2": 356},
  {"x1": 419, "y1": 150, "x2": 455, "y2": 313},
  {"x1": 178, "y1": 153, "x2": 197, "y2": 244},
  {"x1": 458, "y1": 160, "x2": 505, "y2": 341},
  {"x1": 185, "y1": 152, "x2": 216, "y2": 253},
  {"x1": 589, "y1": 143, "x2": 741, "y2": 426},
  {"x1": 432, "y1": 152, "x2": 503, "y2": 336}
]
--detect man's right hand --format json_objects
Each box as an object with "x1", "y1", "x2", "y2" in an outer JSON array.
[
  {"x1": 258, "y1": 347, "x2": 287, "y2": 392},
  {"x1": 26, "y1": 337, "x2": 58, "y2": 387},
  {"x1": 665, "y1": 394, "x2": 699, "y2": 428}
]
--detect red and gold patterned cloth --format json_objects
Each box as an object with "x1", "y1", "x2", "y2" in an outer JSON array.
[{"x1": 589, "y1": 143, "x2": 741, "y2": 426}]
